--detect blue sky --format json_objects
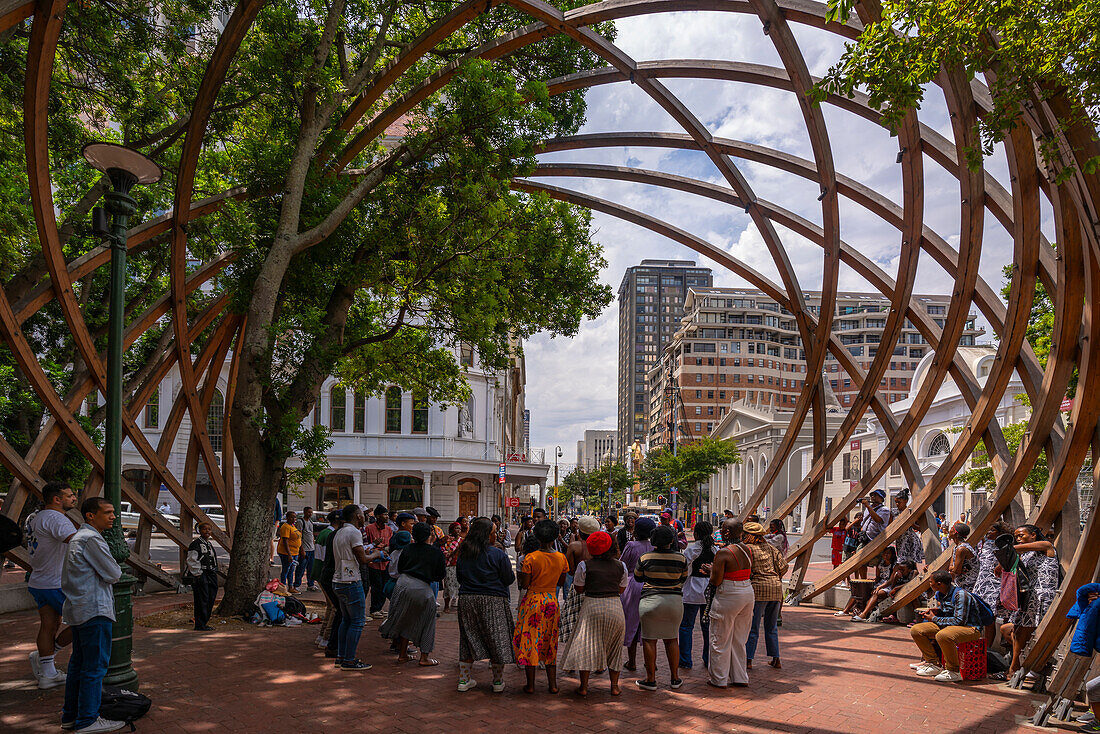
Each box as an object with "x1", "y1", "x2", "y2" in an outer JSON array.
[{"x1": 521, "y1": 11, "x2": 1049, "y2": 459}]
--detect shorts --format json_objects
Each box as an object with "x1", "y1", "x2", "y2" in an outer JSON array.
[{"x1": 29, "y1": 587, "x2": 65, "y2": 615}]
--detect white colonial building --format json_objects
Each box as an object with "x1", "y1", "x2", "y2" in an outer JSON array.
[{"x1": 117, "y1": 346, "x2": 550, "y2": 523}]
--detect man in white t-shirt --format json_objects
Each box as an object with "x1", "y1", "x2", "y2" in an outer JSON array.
[
  {"x1": 330, "y1": 504, "x2": 382, "y2": 671},
  {"x1": 26, "y1": 481, "x2": 78, "y2": 688}
]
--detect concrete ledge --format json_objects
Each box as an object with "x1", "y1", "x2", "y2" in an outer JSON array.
[{"x1": 0, "y1": 582, "x2": 37, "y2": 614}]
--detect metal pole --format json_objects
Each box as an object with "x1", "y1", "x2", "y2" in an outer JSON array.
[{"x1": 101, "y1": 170, "x2": 139, "y2": 690}]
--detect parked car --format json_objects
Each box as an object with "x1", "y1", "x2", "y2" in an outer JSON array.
[
  {"x1": 197, "y1": 504, "x2": 227, "y2": 529},
  {"x1": 119, "y1": 502, "x2": 180, "y2": 530}
]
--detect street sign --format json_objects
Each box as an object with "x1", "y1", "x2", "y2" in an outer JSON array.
[
  {"x1": 1061, "y1": 397, "x2": 1074, "y2": 411},
  {"x1": 498, "y1": 463, "x2": 506, "y2": 484},
  {"x1": 850, "y1": 439, "x2": 861, "y2": 451},
  {"x1": 506, "y1": 497, "x2": 520, "y2": 507}
]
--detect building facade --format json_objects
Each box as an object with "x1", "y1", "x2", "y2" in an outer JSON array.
[
  {"x1": 576, "y1": 429, "x2": 618, "y2": 470},
  {"x1": 116, "y1": 346, "x2": 549, "y2": 523},
  {"x1": 648, "y1": 287, "x2": 983, "y2": 448},
  {"x1": 617, "y1": 260, "x2": 713, "y2": 454}
]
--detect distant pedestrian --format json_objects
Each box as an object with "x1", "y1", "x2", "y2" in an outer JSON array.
[
  {"x1": 61, "y1": 498, "x2": 124, "y2": 733},
  {"x1": 294, "y1": 507, "x2": 317, "y2": 592},
  {"x1": 184, "y1": 522, "x2": 219, "y2": 631},
  {"x1": 276, "y1": 511, "x2": 301, "y2": 591},
  {"x1": 363, "y1": 505, "x2": 394, "y2": 618},
  {"x1": 26, "y1": 480, "x2": 76, "y2": 690},
  {"x1": 314, "y1": 510, "x2": 342, "y2": 656},
  {"x1": 441, "y1": 523, "x2": 463, "y2": 613},
  {"x1": 828, "y1": 518, "x2": 849, "y2": 569},
  {"x1": 764, "y1": 519, "x2": 789, "y2": 555},
  {"x1": 616, "y1": 512, "x2": 637, "y2": 553},
  {"x1": 490, "y1": 514, "x2": 511, "y2": 549}
]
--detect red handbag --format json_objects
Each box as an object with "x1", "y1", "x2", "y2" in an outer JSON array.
[{"x1": 999, "y1": 559, "x2": 1020, "y2": 612}]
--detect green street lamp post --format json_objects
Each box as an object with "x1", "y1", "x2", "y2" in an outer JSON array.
[{"x1": 83, "y1": 142, "x2": 162, "y2": 691}]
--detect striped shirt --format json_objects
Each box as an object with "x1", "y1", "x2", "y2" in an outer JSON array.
[{"x1": 635, "y1": 550, "x2": 689, "y2": 598}]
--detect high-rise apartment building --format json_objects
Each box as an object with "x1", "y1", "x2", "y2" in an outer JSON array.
[
  {"x1": 618, "y1": 260, "x2": 714, "y2": 453},
  {"x1": 647, "y1": 287, "x2": 984, "y2": 446}
]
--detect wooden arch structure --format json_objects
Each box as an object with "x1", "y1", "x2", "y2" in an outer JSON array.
[{"x1": 2, "y1": 0, "x2": 1099, "y2": 686}]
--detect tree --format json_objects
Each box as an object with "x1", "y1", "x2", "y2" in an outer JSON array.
[
  {"x1": 214, "y1": 4, "x2": 614, "y2": 614},
  {"x1": 955, "y1": 423, "x2": 1048, "y2": 497},
  {"x1": 558, "y1": 464, "x2": 631, "y2": 514},
  {"x1": 637, "y1": 436, "x2": 741, "y2": 509},
  {"x1": 815, "y1": 0, "x2": 1100, "y2": 174}
]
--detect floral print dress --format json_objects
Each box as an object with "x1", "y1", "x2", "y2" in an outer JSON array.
[
  {"x1": 971, "y1": 538, "x2": 1001, "y2": 609},
  {"x1": 1010, "y1": 550, "x2": 1060, "y2": 628},
  {"x1": 512, "y1": 549, "x2": 569, "y2": 665},
  {"x1": 951, "y1": 542, "x2": 979, "y2": 592}
]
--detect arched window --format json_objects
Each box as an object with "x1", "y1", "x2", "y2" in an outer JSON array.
[
  {"x1": 928, "y1": 433, "x2": 951, "y2": 456},
  {"x1": 385, "y1": 387, "x2": 402, "y2": 433},
  {"x1": 388, "y1": 475, "x2": 423, "y2": 511},
  {"x1": 330, "y1": 387, "x2": 346, "y2": 431},
  {"x1": 207, "y1": 389, "x2": 224, "y2": 452},
  {"x1": 412, "y1": 391, "x2": 429, "y2": 434}
]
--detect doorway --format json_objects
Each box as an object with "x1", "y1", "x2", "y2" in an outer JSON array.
[{"x1": 458, "y1": 477, "x2": 481, "y2": 518}]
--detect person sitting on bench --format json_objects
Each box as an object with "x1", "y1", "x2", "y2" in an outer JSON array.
[{"x1": 909, "y1": 570, "x2": 985, "y2": 683}]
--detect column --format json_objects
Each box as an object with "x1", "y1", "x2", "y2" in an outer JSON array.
[
  {"x1": 538, "y1": 479, "x2": 546, "y2": 510},
  {"x1": 352, "y1": 471, "x2": 361, "y2": 506},
  {"x1": 422, "y1": 471, "x2": 432, "y2": 508}
]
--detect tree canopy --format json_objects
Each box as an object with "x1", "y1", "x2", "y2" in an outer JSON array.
[{"x1": 637, "y1": 436, "x2": 741, "y2": 507}]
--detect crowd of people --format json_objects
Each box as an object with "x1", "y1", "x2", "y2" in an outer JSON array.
[{"x1": 18, "y1": 479, "x2": 1091, "y2": 728}]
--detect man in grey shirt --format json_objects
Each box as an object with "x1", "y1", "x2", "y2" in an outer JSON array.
[
  {"x1": 61, "y1": 497, "x2": 125, "y2": 733},
  {"x1": 855, "y1": 489, "x2": 892, "y2": 580},
  {"x1": 296, "y1": 507, "x2": 317, "y2": 591}
]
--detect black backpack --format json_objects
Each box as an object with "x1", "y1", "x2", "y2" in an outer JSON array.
[
  {"x1": 99, "y1": 686, "x2": 151, "y2": 731},
  {"x1": 282, "y1": 595, "x2": 307, "y2": 618}
]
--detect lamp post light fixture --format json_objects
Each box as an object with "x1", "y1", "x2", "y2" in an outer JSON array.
[{"x1": 82, "y1": 142, "x2": 162, "y2": 691}]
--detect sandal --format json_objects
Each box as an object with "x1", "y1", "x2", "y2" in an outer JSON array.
[{"x1": 419, "y1": 658, "x2": 440, "y2": 667}]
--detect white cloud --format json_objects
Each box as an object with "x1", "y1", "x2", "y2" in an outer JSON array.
[{"x1": 524, "y1": 10, "x2": 1018, "y2": 453}]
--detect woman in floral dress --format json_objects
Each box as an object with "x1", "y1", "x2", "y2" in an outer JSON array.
[
  {"x1": 513, "y1": 520, "x2": 569, "y2": 693},
  {"x1": 1002, "y1": 524, "x2": 1059, "y2": 677}
]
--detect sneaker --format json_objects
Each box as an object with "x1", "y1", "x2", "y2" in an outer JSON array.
[
  {"x1": 1076, "y1": 712, "x2": 1097, "y2": 724},
  {"x1": 909, "y1": 661, "x2": 932, "y2": 669},
  {"x1": 934, "y1": 670, "x2": 963, "y2": 683},
  {"x1": 1081, "y1": 722, "x2": 1100, "y2": 733},
  {"x1": 341, "y1": 659, "x2": 372, "y2": 671},
  {"x1": 38, "y1": 670, "x2": 66, "y2": 690},
  {"x1": 61, "y1": 722, "x2": 75, "y2": 731},
  {"x1": 74, "y1": 718, "x2": 127, "y2": 733},
  {"x1": 635, "y1": 679, "x2": 658, "y2": 691},
  {"x1": 833, "y1": 610, "x2": 847, "y2": 617},
  {"x1": 29, "y1": 651, "x2": 41, "y2": 681},
  {"x1": 334, "y1": 658, "x2": 343, "y2": 668},
  {"x1": 371, "y1": 611, "x2": 387, "y2": 619},
  {"x1": 492, "y1": 680, "x2": 505, "y2": 693},
  {"x1": 670, "y1": 678, "x2": 684, "y2": 689},
  {"x1": 307, "y1": 585, "x2": 318, "y2": 592},
  {"x1": 457, "y1": 678, "x2": 478, "y2": 692},
  {"x1": 915, "y1": 663, "x2": 944, "y2": 677}
]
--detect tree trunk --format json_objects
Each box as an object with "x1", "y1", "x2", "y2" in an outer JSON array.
[{"x1": 216, "y1": 422, "x2": 284, "y2": 617}]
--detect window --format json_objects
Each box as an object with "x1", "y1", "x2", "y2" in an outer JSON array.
[
  {"x1": 460, "y1": 343, "x2": 474, "y2": 367},
  {"x1": 928, "y1": 433, "x2": 951, "y2": 456},
  {"x1": 385, "y1": 387, "x2": 402, "y2": 433},
  {"x1": 388, "y1": 475, "x2": 423, "y2": 511},
  {"x1": 330, "y1": 387, "x2": 346, "y2": 431},
  {"x1": 842, "y1": 452, "x2": 851, "y2": 480},
  {"x1": 826, "y1": 462, "x2": 833, "y2": 482},
  {"x1": 353, "y1": 391, "x2": 366, "y2": 432},
  {"x1": 144, "y1": 389, "x2": 159, "y2": 428},
  {"x1": 207, "y1": 389, "x2": 224, "y2": 452},
  {"x1": 412, "y1": 392, "x2": 429, "y2": 434},
  {"x1": 695, "y1": 374, "x2": 702, "y2": 383},
  {"x1": 862, "y1": 449, "x2": 871, "y2": 477},
  {"x1": 891, "y1": 460, "x2": 902, "y2": 476},
  {"x1": 317, "y1": 473, "x2": 353, "y2": 511}
]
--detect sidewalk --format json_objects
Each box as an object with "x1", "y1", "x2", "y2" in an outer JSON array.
[{"x1": 0, "y1": 591, "x2": 1051, "y2": 733}]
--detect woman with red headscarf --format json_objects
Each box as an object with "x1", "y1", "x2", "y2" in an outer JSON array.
[{"x1": 558, "y1": 531, "x2": 629, "y2": 696}]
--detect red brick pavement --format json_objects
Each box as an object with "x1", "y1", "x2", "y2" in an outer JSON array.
[{"x1": 0, "y1": 593, "x2": 1059, "y2": 733}]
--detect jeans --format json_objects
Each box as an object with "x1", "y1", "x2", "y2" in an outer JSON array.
[
  {"x1": 295, "y1": 550, "x2": 315, "y2": 588},
  {"x1": 679, "y1": 602, "x2": 710, "y2": 668},
  {"x1": 62, "y1": 616, "x2": 112, "y2": 729},
  {"x1": 366, "y1": 567, "x2": 388, "y2": 614},
  {"x1": 334, "y1": 581, "x2": 366, "y2": 662},
  {"x1": 278, "y1": 553, "x2": 297, "y2": 586},
  {"x1": 746, "y1": 600, "x2": 781, "y2": 661}
]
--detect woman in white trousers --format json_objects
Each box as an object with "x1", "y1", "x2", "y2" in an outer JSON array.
[{"x1": 707, "y1": 520, "x2": 755, "y2": 688}]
